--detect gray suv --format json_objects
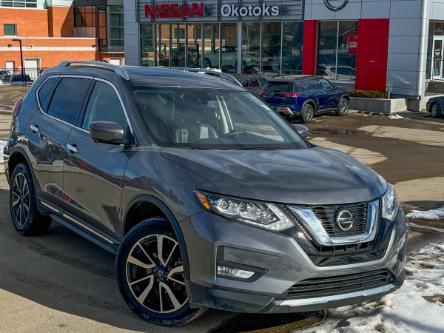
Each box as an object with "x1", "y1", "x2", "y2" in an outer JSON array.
[{"x1": 4, "y1": 61, "x2": 407, "y2": 326}]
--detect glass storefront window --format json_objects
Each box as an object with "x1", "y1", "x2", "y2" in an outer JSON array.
[
  {"x1": 203, "y1": 24, "x2": 220, "y2": 68},
  {"x1": 139, "y1": 21, "x2": 303, "y2": 76},
  {"x1": 188, "y1": 24, "x2": 203, "y2": 68},
  {"x1": 157, "y1": 24, "x2": 171, "y2": 67},
  {"x1": 317, "y1": 21, "x2": 357, "y2": 83},
  {"x1": 317, "y1": 21, "x2": 338, "y2": 80},
  {"x1": 140, "y1": 25, "x2": 156, "y2": 66},
  {"x1": 171, "y1": 24, "x2": 186, "y2": 67},
  {"x1": 242, "y1": 22, "x2": 261, "y2": 74},
  {"x1": 282, "y1": 22, "x2": 303, "y2": 75},
  {"x1": 261, "y1": 22, "x2": 281, "y2": 74},
  {"x1": 220, "y1": 23, "x2": 238, "y2": 74},
  {"x1": 337, "y1": 21, "x2": 357, "y2": 82}
]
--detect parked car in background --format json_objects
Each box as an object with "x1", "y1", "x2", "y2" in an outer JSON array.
[
  {"x1": 0, "y1": 73, "x2": 33, "y2": 85},
  {"x1": 4, "y1": 61, "x2": 406, "y2": 327},
  {"x1": 237, "y1": 75, "x2": 269, "y2": 96},
  {"x1": 426, "y1": 96, "x2": 444, "y2": 118},
  {"x1": 318, "y1": 65, "x2": 356, "y2": 82},
  {"x1": 261, "y1": 75, "x2": 350, "y2": 123}
]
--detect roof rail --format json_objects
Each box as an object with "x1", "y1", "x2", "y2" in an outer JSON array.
[{"x1": 58, "y1": 60, "x2": 129, "y2": 80}]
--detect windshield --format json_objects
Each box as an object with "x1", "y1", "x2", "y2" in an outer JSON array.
[{"x1": 132, "y1": 88, "x2": 308, "y2": 150}]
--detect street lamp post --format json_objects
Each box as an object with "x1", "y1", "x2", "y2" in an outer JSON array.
[{"x1": 12, "y1": 38, "x2": 26, "y2": 85}]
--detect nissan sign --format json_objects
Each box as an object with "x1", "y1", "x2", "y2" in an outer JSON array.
[
  {"x1": 220, "y1": 3, "x2": 280, "y2": 17},
  {"x1": 144, "y1": 2, "x2": 205, "y2": 18}
]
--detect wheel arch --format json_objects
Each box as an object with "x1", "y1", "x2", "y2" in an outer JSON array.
[
  {"x1": 8, "y1": 147, "x2": 34, "y2": 184},
  {"x1": 122, "y1": 195, "x2": 191, "y2": 280}
]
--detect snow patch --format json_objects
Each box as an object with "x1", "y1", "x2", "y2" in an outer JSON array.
[
  {"x1": 0, "y1": 140, "x2": 7, "y2": 164},
  {"x1": 407, "y1": 207, "x2": 444, "y2": 220},
  {"x1": 388, "y1": 114, "x2": 405, "y2": 120},
  {"x1": 295, "y1": 243, "x2": 444, "y2": 333}
]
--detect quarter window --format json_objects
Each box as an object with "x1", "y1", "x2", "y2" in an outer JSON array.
[
  {"x1": 37, "y1": 77, "x2": 58, "y2": 111},
  {"x1": 82, "y1": 81, "x2": 128, "y2": 134},
  {"x1": 47, "y1": 78, "x2": 92, "y2": 125}
]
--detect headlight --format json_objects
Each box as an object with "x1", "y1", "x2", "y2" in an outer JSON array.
[
  {"x1": 381, "y1": 184, "x2": 399, "y2": 221},
  {"x1": 195, "y1": 191, "x2": 294, "y2": 231}
]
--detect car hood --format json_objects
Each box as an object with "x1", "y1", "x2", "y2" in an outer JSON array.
[{"x1": 161, "y1": 147, "x2": 386, "y2": 205}]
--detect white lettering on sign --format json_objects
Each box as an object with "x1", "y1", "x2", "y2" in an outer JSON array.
[{"x1": 220, "y1": 3, "x2": 280, "y2": 17}]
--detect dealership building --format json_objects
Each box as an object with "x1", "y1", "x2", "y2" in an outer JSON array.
[{"x1": 124, "y1": 0, "x2": 444, "y2": 101}]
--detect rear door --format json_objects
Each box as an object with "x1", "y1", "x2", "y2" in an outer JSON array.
[
  {"x1": 62, "y1": 79, "x2": 132, "y2": 241},
  {"x1": 29, "y1": 76, "x2": 93, "y2": 211},
  {"x1": 308, "y1": 78, "x2": 329, "y2": 110}
]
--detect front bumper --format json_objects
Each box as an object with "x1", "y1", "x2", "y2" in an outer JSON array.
[{"x1": 181, "y1": 209, "x2": 407, "y2": 313}]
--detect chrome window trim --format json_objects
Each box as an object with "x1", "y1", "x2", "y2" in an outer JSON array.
[
  {"x1": 290, "y1": 229, "x2": 396, "y2": 271},
  {"x1": 288, "y1": 200, "x2": 379, "y2": 246},
  {"x1": 35, "y1": 74, "x2": 136, "y2": 142},
  {"x1": 276, "y1": 283, "x2": 395, "y2": 307}
]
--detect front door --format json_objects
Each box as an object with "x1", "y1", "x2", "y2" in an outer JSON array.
[
  {"x1": 432, "y1": 37, "x2": 444, "y2": 79},
  {"x1": 24, "y1": 58, "x2": 40, "y2": 80},
  {"x1": 63, "y1": 80, "x2": 132, "y2": 241}
]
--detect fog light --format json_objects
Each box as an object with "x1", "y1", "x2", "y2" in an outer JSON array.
[{"x1": 217, "y1": 265, "x2": 255, "y2": 279}]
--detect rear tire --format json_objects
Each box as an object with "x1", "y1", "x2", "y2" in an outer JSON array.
[
  {"x1": 336, "y1": 97, "x2": 350, "y2": 116},
  {"x1": 116, "y1": 218, "x2": 206, "y2": 326},
  {"x1": 9, "y1": 163, "x2": 51, "y2": 236},
  {"x1": 430, "y1": 102, "x2": 442, "y2": 118},
  {"x1": 301, "y1": 103, "x2": 315, "y2": 123}
]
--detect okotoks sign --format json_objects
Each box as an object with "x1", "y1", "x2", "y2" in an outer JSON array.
[{"x1": 220, "y1": 3, "x2": 280, "y2": 17}]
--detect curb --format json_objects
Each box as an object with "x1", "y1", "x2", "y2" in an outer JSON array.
[{"x1": 0, "y1": 110, "x2": 11, "y2": 116}]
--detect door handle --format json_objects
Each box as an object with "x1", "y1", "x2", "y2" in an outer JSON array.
[
  {"x1": 66, "y1": 143, "x2": 78, "y2": 154},
  {"x1": 30, "y1": 124, "x2": 39, "y2": 133}
]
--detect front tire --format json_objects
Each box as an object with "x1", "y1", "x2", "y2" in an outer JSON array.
[
  {"x1": 9, "y1": 163, "x2": 51, "y2": 236},
  {"x1": 336, "y1": 97, "x2": 350, "y2": 116},
  {"x1": 116, "y1": 219, "x2": 206, "y2": 326},
  {"x1": 301, "y1": 103, "x2": 315, "y2": 123},
  {"x1": 430, "y1": 102, "x2": 442, "y2": 118}
]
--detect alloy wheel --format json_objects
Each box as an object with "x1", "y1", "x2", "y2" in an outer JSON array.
[
  {"x1": 339, "y1": 99, "x2": 349, "y2": 113},
  {"x1": 126, "y1": 234, "x2": 187, "y2": 314},
  {"x1": 11, "y1": 172, "x2": 31, "y2": 228},
  {"x1": 303, "y1": 104, "x2": 314, "y2": 122}
]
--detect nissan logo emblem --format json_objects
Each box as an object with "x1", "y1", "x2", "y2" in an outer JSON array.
[
  {"x1": 336, "y1": 209, "x2": 354, "y2": 231},
  {"x1": 323, "y1": 0, "x2": 349, "y2": 11}
]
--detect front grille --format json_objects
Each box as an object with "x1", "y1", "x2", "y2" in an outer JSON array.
[
  {"x1": 279, "y1": 269, "x2": 394, "y2": 300},
  {"x1": 311, "y1": 202, "x2": 368, "y2": 236}
]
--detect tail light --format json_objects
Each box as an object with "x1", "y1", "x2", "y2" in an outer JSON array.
[
  {"x1": 281, "y1": 92, "x2": 301, "y2": 97},
  {"x1": 12, "y1": 99, "x2": 23, "y2": 118}
]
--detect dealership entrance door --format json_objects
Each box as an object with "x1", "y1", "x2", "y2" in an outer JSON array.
[{"x1": 432, "y1": 36, "x2": 444, "y2": 79}]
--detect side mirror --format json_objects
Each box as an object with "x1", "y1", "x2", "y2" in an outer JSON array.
[
  {"x1": 291, "y1": 124, "x2": 309, "y2": 137},
  {"x1": 90, "y1": 121, "x2": 126, "y2": 145}
]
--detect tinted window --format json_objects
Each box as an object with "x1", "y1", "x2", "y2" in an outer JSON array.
[
  {"x1": 47, "y1": 78, "x2": 91, "y2": 125},
  {"x1": 320, "y1": 79, "x2": 334, "y2": 90},
  {"x1": 38, "y1": 77, "x2": 58, "y2": 110},
  {"x1": 82, "y1": 81, "x2": 128, "y2": 133},
  {"x1": 250, "y1": 79, "x2": 259, "y2": 88},
  {"x1": 263, "y1": 82, "x2": 293, "y2": 93},
  {"x1": 308, "y1": 79, "x2": 322, "y2": 90}
]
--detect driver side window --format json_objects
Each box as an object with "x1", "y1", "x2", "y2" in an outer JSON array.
[{"x1": 82, "y1": 81, "x2": 129, "y2": 135}]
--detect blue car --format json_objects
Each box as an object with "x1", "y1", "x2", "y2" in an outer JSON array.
[{"x1": 261, "y1": 75, "x2": 350, "y2": 123}]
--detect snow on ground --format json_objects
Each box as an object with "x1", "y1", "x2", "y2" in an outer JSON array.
[
  {"x1": 295, "y1": 243, "x2": 444, "y2": 333},
  {"x1": 0, "y1": 140, "x2": 6, "y2": 164},
  {"x1": 407, "y1": 207, "x2": 444, "y2": 220}
]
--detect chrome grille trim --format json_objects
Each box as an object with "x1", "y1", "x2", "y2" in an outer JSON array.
[{"x1": 288, "y1": 200, "x2": 380, "y2": 246}]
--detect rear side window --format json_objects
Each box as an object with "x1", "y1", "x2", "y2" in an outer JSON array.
[
  {"x1": 263, "y1": 82, "x2": 293, "y2": 93},
  {"x1": 47, "y1": 78, "x2": 92, "y2": 125},
  {"x1": 308, "y1": 79, "x2": 322, "y2": 90},
  {"x1": 37, "y1": 77, "x2": 58, "y2": 111},
  {"x1": 81, "y1": 81, "x2": 129, "y2": 134}
]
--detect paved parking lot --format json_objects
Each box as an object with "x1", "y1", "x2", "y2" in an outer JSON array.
[{"x1": 0, "y1": 85, "x2": 443, "y2": 332}]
